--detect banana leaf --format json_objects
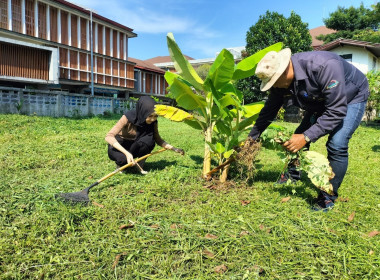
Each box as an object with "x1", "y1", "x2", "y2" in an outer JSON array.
[
  {"x1": 232, "y1": 42, "x2": 283, "y2": 81},
  {"x1": 167, "y1": 33, "x2": 204, "y2": 91},
  {"x1": 168, "y1": 78, "x2": 207, "y2": 115},
  {"x1": 205, "y1": 49, "x2": 235, "y2": 90},
  {"x1": 303, "y1": 151, "x2": 334, "y2": 195},
  {"x1": 155, "y1": 105, "x2": 194, "y2": 121}
]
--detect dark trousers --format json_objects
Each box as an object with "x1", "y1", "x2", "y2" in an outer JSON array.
[
  {"x1": 108, "y1": 137, "x2": 154, "y2": 166},
  {"x1": 289, "y1": 101, "x2": 367, "y2": 201}
]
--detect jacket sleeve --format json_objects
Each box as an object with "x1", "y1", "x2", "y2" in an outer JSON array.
[
  {"x1": 303, "y1": 59, "x2": 347, "y2": 142},
  {"x1": 248, "y1": 89, "x2": 284, "y2": 140}
]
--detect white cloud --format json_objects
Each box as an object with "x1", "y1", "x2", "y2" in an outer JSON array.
[
  {"x1": 70, "y1": 0, "x2": 225, "y2": 57},
  {"x1": 71, "y1": 0, "x2": 208, "y2": 34}
]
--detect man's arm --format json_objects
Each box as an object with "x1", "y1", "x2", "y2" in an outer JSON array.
[{"x1": 248, "y1": 89, "x2": 284, "y2": 140}]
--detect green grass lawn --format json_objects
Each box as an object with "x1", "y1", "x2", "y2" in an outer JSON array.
[{"x1": 0, "y1": 114, "x2": 379, "y2": 279}]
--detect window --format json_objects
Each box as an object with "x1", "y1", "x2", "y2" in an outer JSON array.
[{"x1": 340, "y1": 54, "x2": 352, "y2": 62}]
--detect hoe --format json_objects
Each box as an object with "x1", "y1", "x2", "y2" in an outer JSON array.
[{"x1": 56, "y1": 148, "x2": 167, "y2": 205}]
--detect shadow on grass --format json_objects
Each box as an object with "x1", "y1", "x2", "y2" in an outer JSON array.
[
  {"x1": 372, "y1": 145, "x2": 380, "y2": 152},
  {"x1": 254, "y1": 170, "x2": 281, "y2": 183},
  {"x1": 256, "y1": 169, "x2": 317, "y2": 204},
  {"x1": 274, "y1": 183, "x2": 317, "y2": 205},
  {"x1": 144, "y1": 160, "x2": 177, "y2": 171},
  {"x1": 362, "y1": 121, "x2": 380, "y2": 130},
  {"x1": 189, "y1": 155, "x2": 204, "y2": 165}
]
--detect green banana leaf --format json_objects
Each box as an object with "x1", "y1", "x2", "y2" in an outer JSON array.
[
  {"x1": 167, "y1": 33, "x2": 204, "y2": 91},
  {"x1": 223, "y1": 149, "x2": 235, "y2": 159},
  {"x1": 220, "y1": 83, "x2": 243, "y2": 102},
  {"x1": 183, "y1": 119, "x2": 205, "y2": 130},
  {"x1": 303, "y1": 151, "x2": 334, "y2": 195},
  {"x1": 215, "y1": 120, "x2": 232, "y2": 136},
  {"x1": 236, "y1": 102, "x2": 265, "y2": 131},
  {"x1": 205, "y1": 49, "x2": 235, "y2": 91},
  {"x1": 165, "y1": 71, "x2": 193, "y2": 87},
  {"x1": 242, "y1": 101, "x2": 265, "y2": 118},
  {"x1": 168, "y1": 77, "x2": 207, "y2": 114},
  {"x1": 232, "y1": 42, "x2": 283, "y2": 81}
]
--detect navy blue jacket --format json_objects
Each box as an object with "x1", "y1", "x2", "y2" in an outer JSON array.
[{"x1": 248, "y1": 51, "x2": 369, "y2": 142}]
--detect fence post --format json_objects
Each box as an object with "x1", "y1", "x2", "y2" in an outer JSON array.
[
  {"x1": 111, "y1": 98, "x2": 115, "y2": 114},
  {"x1": 87, "y1": 96, "x2": 91, "y2": 116},
  {"x1": 56, "y1": 93, "x2": 63, "y2": 117},
  {"x1": 17, "y1": 90, "x2": 24, "y2": 114}
]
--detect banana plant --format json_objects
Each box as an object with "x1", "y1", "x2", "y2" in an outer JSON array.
[{"x1": 156, "y1": 33, "x2": 283, "y2": 181}]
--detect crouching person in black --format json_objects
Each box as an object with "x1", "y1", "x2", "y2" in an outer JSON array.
[{"x1": 105, "y1": 96, "x2": 184, "y2": 174}]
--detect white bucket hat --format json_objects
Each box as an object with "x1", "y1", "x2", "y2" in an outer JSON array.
[{"x1": 255, "y1": 48, "x2": 292, "y2": 91}]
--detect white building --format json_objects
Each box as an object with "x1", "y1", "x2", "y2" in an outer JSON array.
[{"x1": 315, "y1": 39, "x2": 380, "y2": 74}]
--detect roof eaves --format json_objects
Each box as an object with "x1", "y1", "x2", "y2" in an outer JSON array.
[{"x1": 50, "y1": 0, "x2": 137, "y2": 37}]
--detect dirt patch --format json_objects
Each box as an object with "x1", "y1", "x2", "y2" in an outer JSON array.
[
  {"x1": 205, "y1": 139, "x2": 261, "y2": 190},
  {"x1": 229, "y1": 138, "x2": 261, "y2": 183}
]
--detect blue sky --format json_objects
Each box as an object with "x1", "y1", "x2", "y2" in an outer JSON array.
[{"x1": 71, "y1": 0, "x2": 378, "y2": 60}]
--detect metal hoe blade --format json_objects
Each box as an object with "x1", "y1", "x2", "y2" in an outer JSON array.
[{"x1": 56, "y1": 187, "x2": 91, "y2": 205}]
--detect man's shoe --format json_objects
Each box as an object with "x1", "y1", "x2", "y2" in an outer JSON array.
[
  {"x1": 276, "y1": 172, "x2": 298, "y2": 185},
  {"x1": 312, "y1": 199, "x2": 335, "y2": 212}
]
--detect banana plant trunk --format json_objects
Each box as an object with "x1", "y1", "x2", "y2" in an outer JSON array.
[
  {"x1": 220, "y1": 164, "x2": 230, "y2": 183},
  {"x1": 203, "y1": 126, "x2": 213, "y2": 176}
]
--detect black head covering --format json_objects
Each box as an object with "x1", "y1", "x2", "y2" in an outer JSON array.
[{"x1": 124, "y1": 96, "x2": 156, "y2": 148}]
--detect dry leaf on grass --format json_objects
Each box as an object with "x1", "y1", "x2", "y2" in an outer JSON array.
[
  {"x1": 214, "y1": 264, "x2": 227, "y2": 274},
  {"x1": 92, "y1": 201, "x2": 104, "y2": 208},
  {"x1": 119, "y1": 224, "x2": 134, "y2": 230},
  {"x1": 259, "y1": 224, "x2": 271, "y2": 234},
  {"x1": 205, "y1": 233, "x2": 218, "y2": 239},
  {"x1": 367, "y1": 230, "x2": 380, "y2": 237},
  {"x1": 150, "y1": 224, "x2": 160, "y2": 229},
  {"x1": 202, "y1": 249, "x2": 215, "y2": 258},
  {"x1": 240, "y1": 231, "x2": 249, "y2": 237},
  {"x1": 348, "y1": 212, "x2": 355, "y2": 222},
  {"x1": 337, "y1": 197, "x2": 349, "y2": 202},
  {"x1": 281, "y1": 197, "x2": 291, "y2": 203},
  {"x1": 240, "y1": 200, "x2": 251, "y2": 206},
  {"x1": 369, "y1": 250, "x2": 374, "y2": 255},
  {"x1": 112, "y1": 252, "x2": 127, "y2": 269}
]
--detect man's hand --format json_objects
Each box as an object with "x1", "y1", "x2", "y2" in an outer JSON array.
[{"x1": 283, "y1": 134, "x2": 307, "y2": 153}]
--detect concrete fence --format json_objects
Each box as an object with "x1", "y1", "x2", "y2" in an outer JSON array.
[{"x1": 0, "y1": 87, "x2": 135, "y2": 117}]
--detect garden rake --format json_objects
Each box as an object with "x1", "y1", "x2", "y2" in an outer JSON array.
[{"x1": 56, "y1": 148, "x2": 167, "y2": 205}]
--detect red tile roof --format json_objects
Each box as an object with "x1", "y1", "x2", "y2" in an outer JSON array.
[
  {"x1": 144, "y1": 55, "x2": 195, "y2": 64},
  {"x1": 309, "y1": 26, "x2": 336, "y2": 48},
  {"x1": 128, "y1": 57, "x2": 166, "y2": 74}
]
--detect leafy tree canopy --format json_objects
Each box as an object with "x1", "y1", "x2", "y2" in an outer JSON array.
[
  {"x1": 238, "y1": 11, "x2": 312, "y2": 103},
  {"x1": 318, "y1": 3, "x2": 380, "y2": 43},
  {"x1": 324, "y1": 3, "x2": 379, "y2": 31}
]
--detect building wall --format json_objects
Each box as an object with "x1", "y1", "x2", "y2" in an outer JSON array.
[
  {"x1": 134, "y1": 69, "x2": 168, "y2": 96},
  {"x1": 328, "y1": 46, "x2": 377, "y2": 74},
  {"x1": 0, "y1": 0, "x2": 135, "y2": 89}
]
